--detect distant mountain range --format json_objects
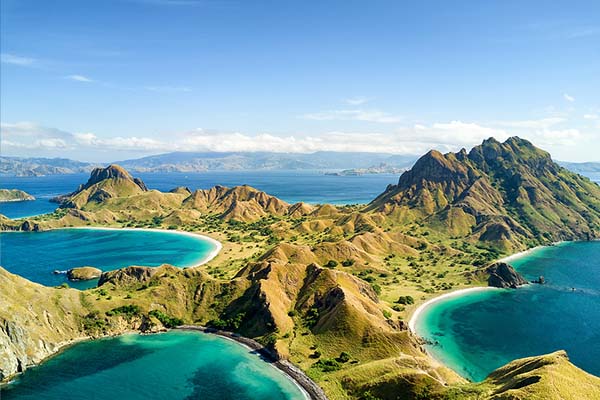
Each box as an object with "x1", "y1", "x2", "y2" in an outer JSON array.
[
  {"x1": 1, "y1": 152, "x2": 598, "y2": 178},
  {"x1": 0, "y1": 157, "x2": 95, "y2": 177},
  {"x1": 558, "y1": 161, "x2": 600, "y2": 173},
  {"x1": 1, "y1": 152, "x2": 418, "y2": 176}
]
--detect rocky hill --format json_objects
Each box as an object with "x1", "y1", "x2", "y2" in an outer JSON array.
[
  {"x1": 369, "y1": 137, "x2": 600, "y2": 251},
  {"x1": 0, "y1": 189, "x2": 35, "y2": 202},
  {"x1": 2, "y1": 138, "x2": 600, "y2": 399},
  {"x1": 51, "y1": 164, "x2": 149, "y2": 209}
]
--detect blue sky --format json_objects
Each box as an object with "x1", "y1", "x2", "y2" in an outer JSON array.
[{"x1": 1, "y1": 0, "x2": 599, "y2": 162}]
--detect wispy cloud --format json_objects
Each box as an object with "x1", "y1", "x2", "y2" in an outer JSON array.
[
  {"x1": 563, "y1": 93, "x2": 575, "y2": 102},
  {"x1": 1, "y1": 53, "x2": 36, "y2": 66},
  {"x1": 584, "y1": 114, "x2": 598, "y2": 120},
  {"x1": 66, "y1": 74, "x2": 94, "y2": 83},
  {"x1": 2, "y1": 115, "x2": 597, "y2": 160},
  {"x1": 343, "y1": 96, "x2": 371, "y2": 106},
  {"x1": 302, "y1": 109, "x2": 402, "y2": 123}
]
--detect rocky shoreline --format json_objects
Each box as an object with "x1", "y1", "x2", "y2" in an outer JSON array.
[
  {"x1": 176, "y1": 325, "x2": 328, "y2": 400},
  {"x1": 2, "y1": 325, "x2": 328, "y2": 400}
]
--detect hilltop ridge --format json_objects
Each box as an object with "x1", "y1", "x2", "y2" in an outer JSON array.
[
  {"x1": 370, "y1": 137, "x2": 600, "y2": 251},
  {"x1": 2, "y1": 137, "x2": 600, "y2": 399}
]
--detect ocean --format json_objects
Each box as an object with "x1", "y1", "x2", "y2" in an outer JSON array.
[
  {"x1": 415, "y1": 241, "x2": 600, "y2": 382},
  {"x1": 0, "y1": 228, "x2": 218, "y2": 289},
  {"x1": 1, "y1": 330, "x2": 306, "y2": 400},
  {"x1": 0, "y1": 171, "x2": 400, "y2": 219}
]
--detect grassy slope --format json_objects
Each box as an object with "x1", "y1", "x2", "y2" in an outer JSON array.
[{"x1": 2, "y1": 138, "x2": 600, "y2": 399}]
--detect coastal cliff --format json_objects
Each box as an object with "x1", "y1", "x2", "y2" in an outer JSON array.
[{"x1": 2, "y1": 137, "x2": 600, "y2": 399}]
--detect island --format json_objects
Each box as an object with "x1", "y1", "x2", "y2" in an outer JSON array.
[
  {"x1": 0, "y1": 189, "x2": 35, "y2": 202},
  {"x1": 1, "y1": 137, "x2": 600, "y2": 399}
]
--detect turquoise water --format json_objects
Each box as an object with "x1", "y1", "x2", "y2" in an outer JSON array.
[
  {"x1": 415, "y1": 241, "x2": 600, "y2": 382},
  {"x1": 1, "y1": 331, "x2": 306, "y2": 400},
  {"x1": 0, "y1": 228, "x2": 217, "y2": 289}
]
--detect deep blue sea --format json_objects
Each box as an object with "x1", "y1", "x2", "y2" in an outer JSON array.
[
  {"x1": 0, "y1": 171, "x2": 400, "y2": 219},
  {"x1": 415, "y1": 241, "x2": 600, "y2": 382},
  {"x1": 1, "y1": 331, "x2": 306, "y2": 400},
  {"x1": 0, "y1": 228, "x2": 217, "y2": 289}
]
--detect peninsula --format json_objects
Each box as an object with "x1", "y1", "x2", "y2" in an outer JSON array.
[
  {"x1": 0, "y1": 189, "x2": 35, "y2": 202},
  {"x1": 2, "y1": 137, "x2": 600, "y2": 399}
]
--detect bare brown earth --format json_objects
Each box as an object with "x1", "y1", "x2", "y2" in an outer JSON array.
[{"x1": 2, "y1": 137, "x2": 600, "y2": 399}]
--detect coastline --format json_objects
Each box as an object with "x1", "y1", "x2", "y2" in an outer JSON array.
[
  {"x1": 408, "y1": 286, "x2": 497, "y2": 334},
  {"x1": 407, "y1": 242, "x2": 561, "y2": 380},
  {"x1": 2, "y1": 327, "x2": 326, "y2": 400},
  {"x1": 64, "y1": 226, "x2": 223, "y2": 267},
  {"x1": 176, "y1": 325, "x2": 327, "y2": 400}
]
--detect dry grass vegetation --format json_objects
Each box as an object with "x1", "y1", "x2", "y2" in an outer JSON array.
[{"x1": 2, "y1": 137, "x2": 600, "y2": 399}]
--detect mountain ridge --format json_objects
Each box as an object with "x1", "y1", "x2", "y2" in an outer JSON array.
[{"x1": 2, "y1": 137, "x2": 600, "y2": 399}]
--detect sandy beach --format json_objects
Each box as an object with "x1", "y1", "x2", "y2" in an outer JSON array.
[
  {"x1": 177, "y1": 325, "x2": 327, "y2": 400},
  {"x1": 408, "y1": 286, "x2": 497, "y2": 334},
  {"x1": 66, "y1": 226, "x2": 222, "y2": 266}
]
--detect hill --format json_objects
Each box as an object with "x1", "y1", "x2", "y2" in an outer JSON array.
[
  {"x1": 0, "y1": 152, "x2": 418, "y2": 176},
  {"x1": 560, "y1": 161, "x2": 600, "y2": 174},
  {"x1": 2, "y1": 137, "x2": 600, "y2": 399},
  {"x1": 0, "y1": 156, "x2": 94, "y2": 177},
  {"x1": 369, "y1": 137, "x2": 600, "y2": 251},
  {"x1": 117, "y1": 151, "x2": 417, "y2": 172},
  {"x1": 0, "y1": 189, "x2": 35, "y2": 202}
]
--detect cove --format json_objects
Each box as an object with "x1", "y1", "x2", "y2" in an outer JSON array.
[
  {"x1": 1, "y1": 330, "x2": 306, "y2": 400},
  {"x1": 0, "y1": 228, "x2": 220, "y2": 289},
  {"x1": 414, "y1": 241, "x2": 600, "y2": 382}
]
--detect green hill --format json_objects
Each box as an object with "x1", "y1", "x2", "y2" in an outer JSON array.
[{"x1": 2, "y1": 137, "x2": 600, "y2": 399}]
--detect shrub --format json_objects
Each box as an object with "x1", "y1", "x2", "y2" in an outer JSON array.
[
  {"x1": 337, "y1": 351, "x2": 351, "y2": 363},
  {"x1": 287, "y1": 310, "x2": 297, "y2": 317},
  {"x1": 371, "y1": 283, "x2": 381, "y2": 295},
  {"x1": 396, "y1": 295, "x2": 415, "y2": 305},
  {"x1": 304, "y1": 307, "x2": 320, "y2": 328},
  {"x1": 309, "y1": 350, "x2": 322, "y2": 359},
  {"x1": 106, "y1": 304, "x2": 141, "y2": 318},
  {"x1": 325, "y1": 260, "x2": 338, "y2": 269},
  {"x1": 148, "y1": 310, "x2": 183, "y2": 328},
  {"x1": 314, "y1": 358, "x2": 341, "y2": 372},
  {"x1": 341, "y1": 259, "x2": 355, "y2": 267}
]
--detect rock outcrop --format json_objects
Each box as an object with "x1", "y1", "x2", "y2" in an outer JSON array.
[
  {"x1": 67, "y1": 266, "x2": 102, "y2": 281},
  {"x1": 486, "y1": 262, "x2": 528, "y2": 288}
]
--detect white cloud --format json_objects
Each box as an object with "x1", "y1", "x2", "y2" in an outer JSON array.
[
  {"x1": 66, "y1": 74, "x2": 94, "y2": 83},
  {"x1": 2, "y1": 117, "x2": 597, "y2": 161},
  {"x1": 302, "y1": 109, "x2": 403, "y2": 123},
  {"x1": 494, "y1": 117, "x2": 566, "y2": 129},
  {"x1": 563, "y1": 93, "x2": 575, "y2": 102},
  {"x1": 584, "y1": 114, "x2": 598, "y2": 120},
  {"x1": 1, "y1": 53, "x2": 35, "y2": 66},
  {"x1": 343, "y1": 96, "x2": 371, "y2": 106}
]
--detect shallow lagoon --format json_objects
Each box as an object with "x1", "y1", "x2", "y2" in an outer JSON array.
[
  {"x1": 0, "y1": 228, "x2": 218, "y2": 289},
  {"x1": 1, "y1": 331, "x2": 306, "y2": 400},
  {"x1": 415, "y1": 241, "x2": 600, "y2": 381}
]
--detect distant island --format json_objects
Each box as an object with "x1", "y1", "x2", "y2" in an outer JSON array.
[
  {"x1": 325, "y1": 163, "x2": 409, "y2": 176},
  {"x1": 1, "y1": 152, "x2": 417, "y2": 176},
  {"x1": 0, "y1": 189, "x2": 35, "y2": 202},
  {"x1": 2, "y1": 137, "x2": 600, "y2": 399}
]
